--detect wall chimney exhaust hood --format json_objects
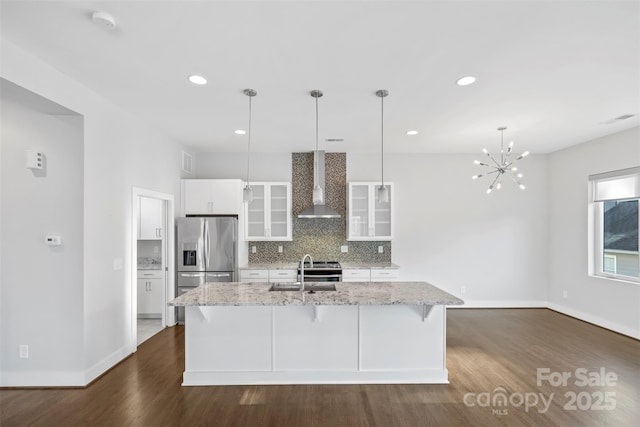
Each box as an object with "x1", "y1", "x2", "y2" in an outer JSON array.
[{"x1": 298, "y1": 150, "x2": 341, "y2": 219}]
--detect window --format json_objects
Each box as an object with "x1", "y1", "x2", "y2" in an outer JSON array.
[{"x1": 589, "y1": 167, "x2": 640, "y2": 282}]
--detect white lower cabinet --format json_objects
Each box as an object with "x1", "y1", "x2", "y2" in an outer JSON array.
[
  {"x1": 343, "y1": 268, "x2": 399, "y2": 282},
  {"x1": 239, "y1": 269, "x2": 269, "y2": 283},
  {"x1": 239, "y1": 269, "x2": 298, "y2": 283},
  {"x1": 371, "y1": 269, "x2": 400, "y2": 282},
  {"x1": 268, "y1": 269, "x2": 297, "y2": 283},
  {"x1": 342, "y1": 269, "x2": 371, "y2": 282},
  {"x1": 137, "y1": 270, "x2": 164, "y2": 317}
]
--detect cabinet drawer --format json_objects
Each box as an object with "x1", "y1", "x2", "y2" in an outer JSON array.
[
  {"x1": 268, "y1": 269, "x2": 298, "y2": 282},
  {"x1": 342, "y1": 269, "x2": 371, "y2": 282},
  {"x1": 137, "y1": 270, "x2": 164, "y2": 279},
  {"x1": 240, "y1": 269, "x2": 269, "y2": 282},
  {"x1": 370, "y1": 269, "x2": 399, "y2": 282}
]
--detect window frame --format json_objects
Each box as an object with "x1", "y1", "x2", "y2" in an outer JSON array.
[{"x1": 588, "y1": 167, "x2": 640, "y2": 284}]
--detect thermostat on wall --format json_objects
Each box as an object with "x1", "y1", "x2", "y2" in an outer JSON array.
[
  {"x1": 26, "y1": 150, "x2": 44, "y2": 170},
  {"x1": 45, "y1": 235, "x2": 62, "y2": 246}
]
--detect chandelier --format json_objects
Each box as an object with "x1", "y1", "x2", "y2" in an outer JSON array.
[{"x1": 472, "y1": 127, "x2": 529, "y2": 194}]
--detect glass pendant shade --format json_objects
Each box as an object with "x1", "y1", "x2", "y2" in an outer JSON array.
[
  {"x1": 377, "y1": 185, "x2": 389, "y2": 203},
  {"x1": 243, "y1": 185, "x2": 253, "y2": 203},
  {"x1": 313, "y1": 185, "x2": 324, "y2": 205}
]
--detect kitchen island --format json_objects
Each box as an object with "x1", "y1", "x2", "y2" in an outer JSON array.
[{"x1": 169, "y1": 281, "x2": 463, "y2": 386}]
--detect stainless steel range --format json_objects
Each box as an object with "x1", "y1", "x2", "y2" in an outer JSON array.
[{"x1": 298, "y1": 259, "x2": 342, "y2": 282}]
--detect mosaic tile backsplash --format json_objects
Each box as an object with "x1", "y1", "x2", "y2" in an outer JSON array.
[{"x1": 248, "y1": 152, "x2": 392, "y2": 263}]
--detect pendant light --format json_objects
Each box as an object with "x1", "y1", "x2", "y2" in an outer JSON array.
[
  {"x1": 472, "y1": 127, "x2": 529, "y2": 194},
  {"x1": 376, "y1": 89, "x2": 390, "y2": 203},
  {"x1": 311, "y1": 90, "x2": 324, "y2": 205},
  {"x1": 242, "y1": 89, "x2": 257, "y2": 203}
]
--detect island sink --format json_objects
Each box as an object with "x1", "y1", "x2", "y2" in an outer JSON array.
[{"x1": 269, "y1": 282, "x2": 337, "y2": 292}]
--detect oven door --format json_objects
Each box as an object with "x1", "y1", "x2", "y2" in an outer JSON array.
[{"x1": 298, "y1": 270, "x2": 343, "y2": 282}]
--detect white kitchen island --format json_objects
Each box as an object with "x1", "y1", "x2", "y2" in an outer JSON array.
[{"x1": 169, "y1": 282, "x2": 463, "y2": 386}]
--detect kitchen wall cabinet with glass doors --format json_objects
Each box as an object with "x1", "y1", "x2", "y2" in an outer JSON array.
[
  {"x1": 245, "y1": 182, "x2": 292, "y2": 241},
  {"x1": 347, "y1": 182, "x2": 394, "y2": 241}
]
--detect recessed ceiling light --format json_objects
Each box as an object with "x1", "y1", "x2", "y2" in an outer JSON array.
[
  {"x1": 234, "y1": 130, "x2": 246, "y2": 135},
  {"x1": 456, "y1": 76, "x2": 476, "y2": 86},
  {"x1": 407, "y1": 130, "x2": 419, "y2": 136},
  {"x1": 188, "y1": 75, "x2": 207, "y2": 85}
]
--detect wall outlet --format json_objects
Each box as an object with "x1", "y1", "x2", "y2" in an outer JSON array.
[
  {"x1": 340, "y1": 245, "x2": 348, "y2": 253},
  {"x1": 460, "y1": 286, "x2": 467, "y2": 294},
  {"x1": 251, "y1": 246, "x2": 257, "y2": 253},
  {"x1": 378, "y1": 245, "x2": 384, "y2": 254},
  {"x1": 113, "y1": 258, "x2": 123, "y2": 270},
  {"x1": 19, "y1": 345, "x2": 29, "y2": 359},
  {"x1": 153, "y1": 246, "x2": 159, "y2": 254},
  {"x1": 278, "y1": 245, "x2": 283, "y2": 253},
  {"x1": 562, "y1": 290, "x2": 568, "y2": 298}
]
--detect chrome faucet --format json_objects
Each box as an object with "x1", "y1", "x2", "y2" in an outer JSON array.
[{"x1": 300, "y1": 254, "x2": 313, "y2": 293}]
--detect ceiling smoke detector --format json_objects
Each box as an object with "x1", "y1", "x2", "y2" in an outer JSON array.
[{"x1": 91, "y1": 11, "x2": 117, "y2": 30}]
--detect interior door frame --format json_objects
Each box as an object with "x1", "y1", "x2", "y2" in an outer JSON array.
[{"x1": 131, "y1": 187, "x2": 175, "y2": 350}]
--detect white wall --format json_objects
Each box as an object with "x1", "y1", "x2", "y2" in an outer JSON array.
[
  {"x1": 1, "y1": 39, "x2": 186, "y2": 385},
  {"x1": 1, "y1": 81, "x2": 84, "y2": 385},
  {"x1": 348, "y1": 153, "x2": 549, "y2": 305},
  {"x1": 547, "y1": 127, "x2": 640, "y2": 338},
  {"x1": 195, "y1": 152, "x2": 291, "y2": 181}
]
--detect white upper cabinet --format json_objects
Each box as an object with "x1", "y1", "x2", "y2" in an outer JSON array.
[
  {"x1": 182, "y1": 179, "x2": 243, "y2": 215},
  {"x1": 139, "y1": 196, "x2": 163, "y2": 240},
  {"x1": 245, "y1": 182, "x2": 292, "y2": 241},
  {"x1": 347, "y1": 182, "x2": 393, "y2": 241}
]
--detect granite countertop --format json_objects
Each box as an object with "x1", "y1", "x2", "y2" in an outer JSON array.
[
  {"x1": 240, "y1": 262, "x2": 400, "y2": 270},
  {"x1": 138, "y1": 257, "x2": 161, "y2": 270},
  {"x1": 138, "y1": 264, "x2": 162, "y2": 270},
  {"x1": 169, "y1": 282, "x2": 463, "y2": 307}
]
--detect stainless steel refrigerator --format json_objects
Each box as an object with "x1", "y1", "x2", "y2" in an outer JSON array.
[{"x1": 176, "y1": 217, "x2": 237, "y2": 323}]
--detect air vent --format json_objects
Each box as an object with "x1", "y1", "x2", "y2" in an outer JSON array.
[
  {"x1": 600, "y1": 114, "x2": 638, "y2": 125},
  {"x1": 325, "y1": 138, "x2": 344, "y2": 142}
]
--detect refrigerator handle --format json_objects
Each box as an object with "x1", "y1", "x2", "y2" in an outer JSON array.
[{"x1": 204, "y1": 219, "x2": 210, "y2": 270}]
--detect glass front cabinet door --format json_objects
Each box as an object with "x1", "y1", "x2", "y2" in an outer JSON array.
[
  {"x1": 347, "y1": 182, "x2": 393, "y2": 241},
  {"x1": 245, "y1": 182, "x2": 292, "y2": 241}
]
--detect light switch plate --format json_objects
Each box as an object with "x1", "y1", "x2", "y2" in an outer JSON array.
[
  {"x1": 251, "y1": 246, "x2": 257, "y2": 253},
  {"x1": 341, "y1": 245, "x2": 348, "y2": 253},
  {"x1": 378, "y1": 245, "x2": 384, "y2": 253}
]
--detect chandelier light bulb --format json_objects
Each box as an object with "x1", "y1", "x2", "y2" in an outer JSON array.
[
  {"x1": 519, "y1": 184, "x2": 526, "y2": 190},
  {"x1": 474, "y1": 160, "x2": 481, "y2": 165},
  {"x1": 496, "y1": 182, "x2": 502, "y2": 190},
  {"x1": 511, "y1": 166, "x2": 518, "y2": 171},
  {"x1": 517, "y1": 173, "x2": 523, "y2": 178}
]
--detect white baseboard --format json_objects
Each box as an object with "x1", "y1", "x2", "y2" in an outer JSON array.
[
  {"x1": 0, "y1": 371, "x2": 86, "y2": 387},
  {"x1": 84, "y1": 344, "x2": 134, "y2": 385},
  {"x1": 547, "y1": 303, "x2": 640, "y2": 340},
  {"x1": 182, "y1": 368, "x2": 449, "y2": 386},
  {"x1": 448, "y1": 300, "x2": 639, "y2": 340},
  {"x1": 448, "y1": 300, "x2": 547, "y2": 308}
]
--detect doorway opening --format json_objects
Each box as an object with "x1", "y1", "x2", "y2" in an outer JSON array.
[{"x1": 131, "y1": 188, "x2": 175, "y2": 349}]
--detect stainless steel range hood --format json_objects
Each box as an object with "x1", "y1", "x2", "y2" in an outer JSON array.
[{"x1": 298, "y1": 151, "x2": 341, "y2": 219}]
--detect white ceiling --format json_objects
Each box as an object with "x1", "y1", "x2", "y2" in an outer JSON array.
[{"x1": 1, "y1": 1, "x2": 638, "y2": 154}]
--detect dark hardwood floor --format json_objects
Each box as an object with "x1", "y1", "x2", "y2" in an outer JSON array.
[{"x1": 1, "y1": 309, "x2": 638, "y2": 426}]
